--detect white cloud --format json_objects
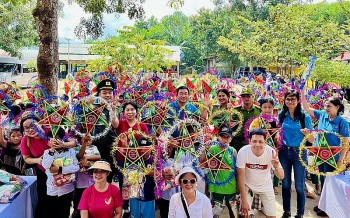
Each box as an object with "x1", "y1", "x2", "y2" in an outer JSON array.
[{"x1": 58, "y1": 0, "x2": 215, "y2": 42}]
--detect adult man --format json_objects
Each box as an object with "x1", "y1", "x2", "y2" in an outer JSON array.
[
  {"x1": 232, "y1": 88, "x2": 261, "y2": 151},
  {"x1": 92, "y1": 79, "x2": 118, "y2": 182},
  {"x1": 169, "y1": 86, "x2": 209, "y2": 121},
  {"x1": 237, "y1": 128, "x2": 284, "y2": 218}
]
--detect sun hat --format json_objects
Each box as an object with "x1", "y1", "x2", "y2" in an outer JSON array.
[
  {"x1": 88, "y1": 160, "x2": 112, "y2": 172},
  {"x1": 174, "y1": 166, "x2": 200, "y2": 185}
]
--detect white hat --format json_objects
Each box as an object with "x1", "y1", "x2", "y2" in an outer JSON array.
[{"x1": 174, "y1": 167, "x2": 200, "y2": 185}]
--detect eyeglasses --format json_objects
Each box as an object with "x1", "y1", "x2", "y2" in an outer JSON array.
[
  {"x1": 93, "y1": 169, "x2": 108, "y2": 174},
  {"x1": 181, "y1": 178, "x2": 197, "y2": 185},
  {"x1": 285, "y1": 98, "x2": 297, "y2": 102},
  {"x1": 23, "y1": 124, "x2": 35, "y2": 132}
]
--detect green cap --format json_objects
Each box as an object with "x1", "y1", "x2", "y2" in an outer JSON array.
[{"x1": 240, "y1": 88, "x2": 253, "y2": 95}]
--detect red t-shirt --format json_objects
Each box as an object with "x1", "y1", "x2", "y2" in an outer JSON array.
[
  {"x1": 78, "y1": 184, "x2": 123, "y2": 218},
  {"x1": 114, "y1": 120, "x2": 149, "y2": 162},
  {"x1": 20, "y1": 135, "x2": 50, "y2": 172}
]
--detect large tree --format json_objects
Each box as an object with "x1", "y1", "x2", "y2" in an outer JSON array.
[{"x1": 4, "y1": 0, "x2": 148, "y2": 95}]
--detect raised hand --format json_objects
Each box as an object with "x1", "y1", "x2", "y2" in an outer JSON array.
[{"x1": 271, "y1": 150, "x2": 280, "y2": 168}]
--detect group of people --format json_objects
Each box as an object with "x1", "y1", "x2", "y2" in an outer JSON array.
[{"x1": 0, "y1": 74, "x2": 349, "y2": 218}]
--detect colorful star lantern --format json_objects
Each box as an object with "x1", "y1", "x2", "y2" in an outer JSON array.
[
  {"x1": 73, "y1": 96, "x2": 112, "y2": 140},
  {"x1": 208, "y1": 108, "x2": 243, "y2": 136},
  {"x1": 38, "y1": 100, "x2": 74, "y2": 138},
  {"x1": 124, "y1": 87, "x2": 150, "y2": 108},
  {"x1": 195, "y1": 140, "x2": 235, "y2": 185},
  {"x1": 138, "y1": 101, "x2": 177, "y2": 136},
  {"x1": 111, "y1": 130, "x2": 156, "y2": 181},
  {"x1": 160, "y1": 118, "x2": 204, "y2": 162},
  {"x1": 170, "y1": 125, "x2": 200, "y2": 162},
  {"x1": 0, "y1": 82, "x2": 21, "y2": 102},
  {"x1": 244, "y1": 114, "x2": 283, "y2": 150},
  {"x1": 299, "y1": 130, "x2": 349, "y2": 176}
]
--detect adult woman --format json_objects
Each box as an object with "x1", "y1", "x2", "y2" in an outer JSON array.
[
  {"x1": 278, "y1": 89, "x2": 312, "y2": 218},
  {"x1": 301, "y1": 88, "x2": 349, "y2": 216},
  {"x1": 213, "y1": 89, "x2": 232, "y2": 111},
  {"x1": 114, "y1": 101, "x2": 149, "y2": 216},
  {"x1": 249, "y1": 97, "x2": 280, "y2": 194},
  {"x1": 168, "y1": 167, "x2": 212, "y2": 218},
  {"x1": 20, "y1": 112, "x2": 76, "y2": 218},
  {"x1": 78, "y1": 161, "x2": 123, "y2": 218},
  {"x1": 20, "y1": 113, "x2": 49, "y2": 218}
]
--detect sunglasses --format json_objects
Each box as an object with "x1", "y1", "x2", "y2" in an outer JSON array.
[
  {"x1": 93, "y1": 169, "x2": 108, "y2": 174},
  {"x1": 181, "y1": 178, "x2": 197, "y2": 185}
]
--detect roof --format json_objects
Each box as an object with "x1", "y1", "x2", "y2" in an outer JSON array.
[
  {"x1": 333, "y1": 53, "x2": 350, "y2": 61},
  {"x1": 18, "y1": 44, "x2": 181, "y2": 63}
]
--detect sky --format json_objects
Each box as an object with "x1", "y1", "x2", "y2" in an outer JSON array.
[{"x1": 58, "y1": 0, "x2": 215, "y2": 43}]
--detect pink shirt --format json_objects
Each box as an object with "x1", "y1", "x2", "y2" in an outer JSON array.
[
  {"x1": 20, "y1": 135, "x2": 49, "y2": 171},
  {"x1": 78, "y1": 184, "x2": 123, "y2": 218}
]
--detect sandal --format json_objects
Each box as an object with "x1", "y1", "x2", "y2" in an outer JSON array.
[{"x1": 306, "y1": 191, "x2": 315, "y2": 199}]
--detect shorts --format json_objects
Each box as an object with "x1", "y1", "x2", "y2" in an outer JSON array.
[{"x1": 243, "y1": 185, "x2": 276, "y2": 216}]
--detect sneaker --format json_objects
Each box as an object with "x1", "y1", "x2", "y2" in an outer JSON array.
[
  {"x1": 294, "y1": 216, "x2": 303, "y2": 218},
  {"x1": 281, "y1": 211, "x2": 291, "y2": 218}
]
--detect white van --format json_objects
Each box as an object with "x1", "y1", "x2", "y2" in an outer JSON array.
[{"x1": 0, "y1": 57, "x2": 23, "y2": 82}]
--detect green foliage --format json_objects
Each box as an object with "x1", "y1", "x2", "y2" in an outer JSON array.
[
  {"x1": 0, "y1": 0, "x2": 37, "y2": 56},
  {"x1": 72, "y1": 0, "x2": 146, "y2": 40},
  {"x1": 312, "y1": 58, "x2": 350, "y2": 86},
  {"x1": 26, "y1": 59, "x2": 37, "y2": 73},
  {"x1": 87, "y1": 28, "x2": 175, "y2": 72},
  {"x1": 218, "y1": 3, "x2": 350, "y2": 67}
]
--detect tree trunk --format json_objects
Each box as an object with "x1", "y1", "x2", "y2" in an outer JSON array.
[{"x1": 32, "y1": 0, "x2": 58, "y2": 95}]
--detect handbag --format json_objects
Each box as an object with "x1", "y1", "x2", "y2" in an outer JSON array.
[{"x1": 181, "y1": 193, "x2": 191, "y2": 218}]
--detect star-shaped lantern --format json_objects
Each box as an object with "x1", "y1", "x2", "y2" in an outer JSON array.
[
  {"x1": 306, "y1": 132, "x2": 343, "y2": 169},
  {"x1": 38, "y1": 101, "x2": 73, "y2": 138},
  {"x1": 198, "y1": 144, "x2": 234, "y2": 182},
  {"x1": 77, "y1": 100, "x2": 109, "y2": 135}
]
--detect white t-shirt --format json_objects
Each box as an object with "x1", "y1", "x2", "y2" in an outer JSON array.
[{"x1": 236, "y1": 145, "x2": 281, "y2": 193}]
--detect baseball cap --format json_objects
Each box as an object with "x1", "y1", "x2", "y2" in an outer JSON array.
[{"x1": 218, "y1": 125, "x2": 233, "y2": 137}]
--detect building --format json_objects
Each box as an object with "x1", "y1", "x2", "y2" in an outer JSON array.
[{"x1": 19, "y1": 44, "x2": 181, "y2": 78}]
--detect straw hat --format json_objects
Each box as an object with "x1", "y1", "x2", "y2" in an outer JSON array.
[
  {"x1": 174, "y1": 166, "x2": 200, "y2": 185},
  {"x1": 88, "y1": 161, "x2": 112, "y2": 172}
]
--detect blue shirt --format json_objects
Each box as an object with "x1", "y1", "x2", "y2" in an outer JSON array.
[
  {"x1": 168, "y1": 100, "x2": 200, "y2": 120},
  {"x1": 279, "y1": 111, "x2": 312, "y2": 147},
  {"x1": 314, "y1": 110, "x2": 350, "y2": 146}
]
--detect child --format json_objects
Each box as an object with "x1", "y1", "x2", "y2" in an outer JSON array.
[
  {"x1": 0, "y1": 126, "x2": 24, "y2": 175},
  {"x1": 129, "y1": 136, "x2": 156, "y2": 218},
  {"x1": 42, "y1": 128, "x2": 79, "y2": 218},
  {"x1": 71, "y1": 134, "x2": 101, "y2": 218},
  {"x1": 206, "y1": 125, "x2": 237, "y2": 218}
]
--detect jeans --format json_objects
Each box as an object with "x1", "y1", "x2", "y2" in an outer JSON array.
[{"x1": 279, "y1": 146, "x2": 307, "y2": 216}]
